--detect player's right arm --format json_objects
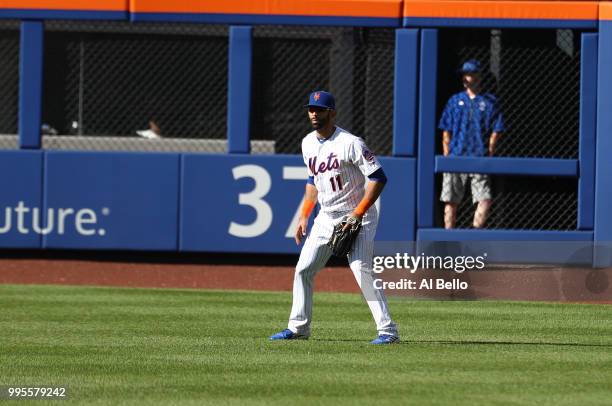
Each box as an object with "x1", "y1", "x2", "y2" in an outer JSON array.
[{"x1": 295, "y1": 183, "x2": 318, "y2": 245}]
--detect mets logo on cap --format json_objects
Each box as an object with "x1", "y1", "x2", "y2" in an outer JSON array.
[{"x1": 305, "y1": 90, "x2": 335, "y2": 110}]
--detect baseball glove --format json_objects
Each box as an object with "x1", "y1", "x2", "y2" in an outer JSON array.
[{"x1": 327, "y1": 216, "x2": 362, "y2": 257}]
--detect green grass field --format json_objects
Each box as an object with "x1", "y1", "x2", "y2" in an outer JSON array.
[{"x1": 1, "y1": 284, "x2": 611, "y2": 405}]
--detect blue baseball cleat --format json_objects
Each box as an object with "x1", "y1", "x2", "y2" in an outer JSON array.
[
  {"x1": 269, "y1": 329, "x2": 308, "y2": 340},
  {"x1": 370, "y1": 334, "x2": 400, "y2": 345}
]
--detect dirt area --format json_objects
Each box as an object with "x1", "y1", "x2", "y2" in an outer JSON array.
[
  {"x1": 0, "y1": 251, "x2": 360, "y2": 293},
  {"x1": 0, "y1": 251, "x2": 610, "y2": 302}
]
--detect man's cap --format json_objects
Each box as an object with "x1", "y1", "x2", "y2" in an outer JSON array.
[
  {"x1": 459, "y1": 59, "x2": 482, "y2": 74},
  {"x1": 304, "y1": 91, "x2": 335, "y2": 110}
]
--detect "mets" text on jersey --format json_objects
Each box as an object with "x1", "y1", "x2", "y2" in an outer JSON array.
[{"x1": 308, "y1": 153, "x2": 340, "y2": 175}]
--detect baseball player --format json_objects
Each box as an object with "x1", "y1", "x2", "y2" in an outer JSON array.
[
  {"x1": 439, "y1": 59, "x2": 504, "y2": 229},
  {"x1": 269, "y1": 91, "x2": 399, "y2": 344}
]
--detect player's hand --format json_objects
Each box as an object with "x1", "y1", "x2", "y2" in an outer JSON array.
[{"x1": 295, "y1": 217, "x2": 309, "y2": 245}]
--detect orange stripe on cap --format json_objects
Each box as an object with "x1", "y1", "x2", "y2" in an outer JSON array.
[
  {"x1": 404, "y1": 1, "x2": 598, "y2": 21},
  {"x1": 131, "y1": 0, "x2": 402, "y2": 18},
  {"x1": 0, "y1": 0, "x2": 127, "y2": 11}
]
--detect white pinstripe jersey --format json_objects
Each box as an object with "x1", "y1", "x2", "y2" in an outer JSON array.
[{"x1": 302, "y1": 126, "x2": 382, "y2": 215}]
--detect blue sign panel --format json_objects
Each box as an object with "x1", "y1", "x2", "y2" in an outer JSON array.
[
  {"x1": 180, "y1": 154, "x2": 415, "y2": 253},
  {"x1": 0, "y1": 151, "x2": 43, "y2": 248},
  {"x1": 43, "y1": 151, "x2": 180, "y2": 250}
]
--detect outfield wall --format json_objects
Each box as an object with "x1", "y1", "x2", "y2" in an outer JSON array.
[{"x1": 1, "y1": 0, "x2": 611, "y2": 264}]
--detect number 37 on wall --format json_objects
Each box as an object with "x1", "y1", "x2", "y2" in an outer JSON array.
[{"x1": 227, "y1": 164, "x2": 379, "y2": 239}]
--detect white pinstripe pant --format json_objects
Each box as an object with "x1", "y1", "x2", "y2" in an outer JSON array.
[{"x1": 287, "y1": 209, "x2": 398, "y2": 337}]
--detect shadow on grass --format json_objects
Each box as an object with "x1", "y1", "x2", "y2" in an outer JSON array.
[
  {"x1": 310, "y1": 338, "x2": 612, "y2": 347},
  {"x1": 417, "y1": 340, "x2": 612, "y2": 348}
]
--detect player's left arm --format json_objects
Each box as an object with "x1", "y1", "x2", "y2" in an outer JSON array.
[
  {"x1": 353, "y1": 174, "x2": 386, "y2": 218},
  {"x1": 343, "y1": 172, "x2": 386, "y2": 230},
  {"x1": 346, "y1": 139, "x2": 387, "y2": 224}
]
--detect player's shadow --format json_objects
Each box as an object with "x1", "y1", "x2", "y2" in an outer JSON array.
[
  {"x1": 311, "y1": 338, "x2": 612, "y2": 347},
  {"x1": 415, "y1": 339, "x2": 612, "y2": 348},
  {"x1": 310, "y1": 338, "x2": 409, "y2": 344},
  {"x1": 310, "y1": 338, "x2": 374, "y2": 343}
]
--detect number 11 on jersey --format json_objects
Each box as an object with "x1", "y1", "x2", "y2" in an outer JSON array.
[{"x1": 330, "y1": 174, "x2": 343, "y2": 192}]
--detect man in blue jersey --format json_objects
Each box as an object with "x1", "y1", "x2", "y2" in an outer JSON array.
[{"x1": 438, "y1": 60, "x2": 504, "y2": 229}]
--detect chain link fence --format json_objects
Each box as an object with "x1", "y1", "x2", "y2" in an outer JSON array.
[
  {"x1": 2, "y1": 23, "x2": 584, "y2": 160},
  {"x1": 41, "y1": 21, "x2": 236, "y2": 152},
  {"x1": 437, "y1": 28, "x2": 581, "y2": 159},
  {"x1": 436, "y1": 174, "x2": 577, "y2": 230},
  {"x1": 251, "y1": 26, "x2": 395, "y2": 155},
  {"x1": 0, "y1": 21, "x2": 20, "y2": 149},
  {"x1": 435, "y1": 28, "x2": 581, "y2": 230}
]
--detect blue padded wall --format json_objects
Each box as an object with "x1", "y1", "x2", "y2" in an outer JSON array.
[
  {"x1": 19, "y1": 21, "x2": 43, "y2": 149},
  {"x1": 43, "y1": 151, "x2": 180, "y2": 250},
  {"x1": 227, "y1": 26, "x2": 252, "y2": 154},
  {"x1": 579, "y1": 33, "x2": 597, "y2": 230},
  {"x1": 0, "y1": 151, "x2": 43, "y2": 248},
  {"x1": 180, "y1": 154, "x2": 415, "y2": 253},
  {"x1": 393, "y1": 28, "x2": 419, "y2": 157},
  {"x1": 417, "y1": 29, "x2": 437, "y2": 228},
  {"x1": 595, "y1": 21, "x2": 612, "y2": 266}
]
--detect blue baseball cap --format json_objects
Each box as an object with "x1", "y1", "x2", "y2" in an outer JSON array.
[
  {"x1": 459, "y1": 59, "x2": 482, "y2": 74},
  {"x1": 304, "y1": 91, "x2": 335, "y2": 110}
]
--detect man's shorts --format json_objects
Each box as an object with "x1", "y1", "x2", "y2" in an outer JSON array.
[{"x1": 440, "y1": 173, "x2": 492, "y2": 204}]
